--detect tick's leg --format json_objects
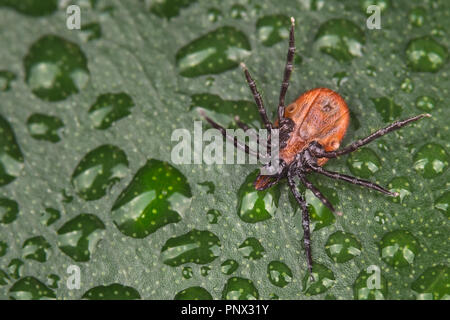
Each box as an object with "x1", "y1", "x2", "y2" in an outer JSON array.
[
  {"x1": 310, "y1": 165, "x2": 398, "y2": 197},
  {"x1": 234, "y1": 116, "x2": 270, "y2": 152},
  {"x1": 313, "y1": 114, "x2": 431, "y2": 158},
  {"x1": 240, "y1": 63, "x2": 272, "y2": 131},
  {"x1": 287, "y1": 168, "x2": 314, "y2": 281},
  {"x1": 299, "y1": 174, "x2": 342, "y2": 216},
  {"x1": 200, "y1": 111, "x2": 265, "y2": 160},
  {"x1": 277, "y1": 17, "x2": 296, "y2": 121}
]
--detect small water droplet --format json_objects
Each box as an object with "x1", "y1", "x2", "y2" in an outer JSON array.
[
  {"x1": 27, "y1": 113, "x2": 64, "y2": 143},
  {"x1": 0, "y1": 240, "x2": 7, "y2": 257},
  {"x1": 206, "y1": 209, "x2": 221, "y2": 224},
  {"x1": 176, "y1": 26, "x2": 251, "y2": 77},
  {"x1": 201, "y1": 266, "x2": 211, "y2": 276},
  {"x1": 415, "y1": 95, "x2": 436, "y2": 112},
  {"x1": 89, "y1": 92, "x2": 134, "y2": 130},
  {"x1": 353, "y1": 268, "x2": 388, "y2": 300},
  {"x1": 79, "y1": 22, "x2": 102, "y2": 42},
  {"x1": 22, "y1": 236, "x2": 51, "y2": 262},
  {"x1": 8, "y1": 259, "x2": 24, "y2": 279},
  {"x1": 408, "y1": 7, "x2": 426, "y2": 27},
  {"x1": 47, "y1": 274, "x2": 60, "y2": 289},
  {"x1": 238, "y1": 237, "x2": 265, "y2": 260},
  {"x1": 366, "y1": 65, "x2": 377, "y2": 77},
  {"x1": 347, "y1": 148, "x2": 381, "y2": 179},
  {"x1": 267, "y1": 261, "x2": 293, "y2": 287},
  {"x1": 9, "y1": 276, "x2": 56, "y2": 299},
  {"x1": 325, "y1": 231, "x2": 362, "y2": 263},
  {"x1": 0, "y1": 115, "x2": 24, "y2": 187},
  {"x1": 360, "y1": 0, "x2": 390, "y2": 13},
  {"x1": 230, "y1": 4, "x2": 246, "y2": 19},
  {"x1": 405, "y1": 36, "x2": 448, "y2": 73},
  {"x1": 82, "y1": 283, "x2": 141, "y2": 300},
  {"x1": 24, "y1": 35, "x2": 90, "y2": 101},
  {"x1": 413, "y1": 143, "x2": 448, "y2": 178},
  {"x1": 370, "y1": 97, "x2": 402, "y2": 123},
  {"x1": 0, "y1": 197, "x2": 18, "y2": 224},
  {"x1": 302, "y1": 263, "x2": 336, "y2": 296},
  {"x1": 388, "y1": 177, "x2": 412, "y2": 204},
  {"x1": 0, "y1": 70, "x2": 16, "y2": 91},
  {"x1": 175, "y1": 286, "x2": 213, "y2": 300},
  {"x1": 400, "y1": 78, "x2": 414, "y2": 93},
  {"x1": 434, "y1": 191, "x2": 450, "y2": 218},
  {"x1": 57, "y1": 213, "x2": 106, "y2": 262},
  {"x1": 411, "y1": 265, "x2": 449, "y2": 300},
  {"x1": 374, "y1": 211, "x2": 389, "y2": 225},
  {"x1": 197, "y1": 181, "x2": 215, "y2": 194},
  {"x1": 207, "y1": 8, "x2": 222, "y2": 22},
  {"x1": 332, "y1": 71, "x2": 349, "y2": 87},
  {"x1": 256, "y1": 14, "x2": 290, "y2": 47},
  {"x1": 161, "y1": 229, "x2": 221, "y2": 266},
  {"x1": 149, "y1": 0, "x2": 197, "y2": 19},
  {"x1": 112, "y1": 159, "x2": 191, "y2": 238},
  {"x1": 221, "y1": 259, "x2": 239, "y2": 275},
  {"x1": 378, "y1": 230, "x2": 419, "y2": 267},
  {"x1": 0, "y1": 0, "x2": 58, "y2": 16},
  {"x1": 182, "y1": 266, "x2": 193, "y2": 279},
  {"x1": 315, "y1": 19, "x2": 365, "y2": 62},
  {"x1": 40, "y1": 207, "x2": 61, "y2": 226},
  {"x1": 222, "y1": 277, "x2": 259, "y2": 300}
]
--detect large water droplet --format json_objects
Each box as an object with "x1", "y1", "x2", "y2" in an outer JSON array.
[
  {"x1": 112, "y1": 159, "x2": 191, "y2": 238},
  {"x1": 267, "y1": 261, "x2": 293, "y2": 287},
  {"x1": 435, "y1": 192, "x2": 450, "y2": 218},
  {"x1": 238, "y1": 237, "x2": 265, "y2": 260},
  {"x1": 9, "y1": 276, "x2": 56, "y2": 299},
  {"x1": 315, "y1": 19, "x2": 365, "y2": 62},
  {"x1": 222, "y1": 277, "x2": 259, "y2": 300},
  {"x1": 413, "y1": 143, "x2": 448, "y2": 178},
  {"x1": 0, "y1": 197, "x2": 18, "y2": 224},
  {"x1": 388, "y1": 177, "x2": 412, "y2": 204},
  {"x1": 237, "y1": 170, "x2": 280, "y2": 223},
  {"x1": 176, "y1": 26, "x2": 251, "y2": 77},
  {"x1": 353, "y1": 268, "x2": 388, "y2": 300},
  {"x1": 302, "y1": 263, "x2": 336, "y2": 296},
  {"x1": 40, "y1": 207, "x2": 61, "y2": 226},
  {"x1": 256, "y1": 15, "x2": 290, "y2": 47},
  {"x1": 378, "y1": 230, "x2": 419, "y2": 267},
  {"x1": 0, "y1": 0, "x2": 58, "y2": 16},
  {"x1": 415, "y1": 95, "x2": 436, "y2": 112},
  {"x1": 161, "y1": 229, "x2": 221, "y2": 266},
  {"x1": 325, "y1": 231, "x2": 362, "y2": 263},
  {"x1": 175, "y1": 286, "x2": 213, "y2": 300},
  {"x1": 408, "y1": 7, "x2": 426, "y2": 27},
  {"x1": 57, "y1": 213, "x2": 106, "y2": 262},
  {"x1": 72, "y1": 145, "x2": 129, "y2": 201},
  {"x1": 0, "y1": 115, "x2": 24, "y2": 187},
  {"x1": 370, "y1": 97, "x2": 402, "y2": 123},
  {"x1": 22, "y1": 236, "x2": 51, "y2": 262},
  {"x1": 206, "y1": 209, "x2": 221, "y2": 224},
  {"x1": 221, "y1": 259, "x2": 239, "y2": 275},
  {"x1": 150, "y1": 0, "x2": 198, "y2": 19},
  {"x1": 82, "y1": 283, "x2": 141, "y2": 300},
  {"x1": 27, "y1": 113, "x2": 64, "y2": 143},
  {"x1": 0, "y1": 70, "x2": 16, "y2": 91},
  {"x1": 88, "y1": 93, "x2": 135, "y2": 130},
  {"x1": 405, "y1": 37, "x2": 448, "y2": 73},
  {"x1": 347, "y1": 148, "x2": 381, "y2": 179},
  {"x1": 24, "y1": 35, "x2": 90, "y2": 101},
  {"x1": 411, "y1": 265, "x2": 449, "y2": 300}
]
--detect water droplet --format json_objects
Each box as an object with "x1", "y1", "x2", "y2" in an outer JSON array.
[
  {"x1": 40, "y1": 207, "x2": 61, "y2": 226},
  {"x1": 435, "y1": 191, "x2": 450, "y2": 218},
  {"x1": 206, "y1": 209, "x2": 221, "y2": 224},
  {"x1": 256, "y1": 15, "x2": 290, "y2": 47},
  {"x1": 405, "y1": 37, "x2": 448, "y2": 73},
  {"x1": 207, "y1": 7, "x2": 222, "y2": 22},
  {"x1": 72, "y1": 145, "x2": 129, "y2": 201},
  {"x1": 182, "y1": 266, "x2": 193, "y2": 279},
  {"x1": 22, "y1": 236, "x2": 51, "y2": 262},
  {"x1": 388, "y1": 177, "x2": 412, "y2": 204},
  {"x1": 400, "y1": 78, "x2": 414, "y2": 93},
  {"x1": 415, "y1": 95, "x2": 436, "y2": 112},
  {"x1": 175, "y1": 286, "x2": 213, "y2": 300},
  {"x1": 366, "y1": 65, "x2": 377, "y2": 77},
  {"x1": 0, "y1": 240, "x2": 7, "y2": 257},
  {"x1": 79, "y1": 22, "x2": 102, "y2": 42},
  {"x1": 413, "y1": 143, "x2": 448, "y2": 178},
  {"x1": 0, "y1": 115, "x2": 24, "y2": 187},
  {"x1": 353, "y1": 268, "x2": 388, "y2": 300},
  {"x1": 370, "y1": 97, "x2": 402, "y2": 123},
  {"x1": 408, "y1": 7, "x2": 426, "y2": 27},
  {"x1": 374, "y1": 211, "x2": 389, "y2": 224},
  {"x1": 201, "y1": 266, "x2": 211, "y2": 276},
  {"x1": 24, "y1": 35, "x2": 90, "y2": 101},
  {"x1": 190, "y1": 93, "x2": 261, "y2": 128},
  {"x1": 176, "y1": 26, "x2": 251, "y2": 77},
  {"x1": 230, "y1": 4, "x2": 246, "y2": 19},
  {"x1": 411, "y1": 265, "x2": 449, "y2": 300},
  {"x1": 89, "y1": 93, "x2": 135, "y2": 130},
  {"x1": 431, "y1": 26, "x2": 445, "y2": 38},
  {"x1": 267, "y1": 261, "x2": 293, "y2": 287},
  {"x1": 8, "y1": 259, "x2": 24, "y2": 279},
  {"x1": 197, "y1": 181, "x2": 215, "y2": 194},
  {"x1": 302, "y1": 263, "x2": 336, "y2": 296},
  {"x1": 315, "y1": 19, "x2": 365, "y2": 62},
  {"x1": 238, "y1": 237, "x2": 265, "y2": 260},
  {"x1": 9, "y1": 276, "x2": 56, "y2": 299},
  {"x1": 27, "y1": 113, "x2": 64, "y2": 143},
  {"x1": 0, "y1": 197, "x2": 18, "y2": 224},
  {"x1": 378, "y1": 230, "x2": 419, "y2": 267},
  {"x1": 82, "y1": 283, "x2": 141, "y2": 300},
  {"x1": 325, "y1": 231, "x2": 362, "y2": 263},
  {"x1": 0, "y1": 0, "x2": 58, "y2": 16},
  {"x1": 0, "y1": 70, "x2": 16, "y2": 91},
  {"x1": 360, "y1": 0, "x2": 390, "y2": 13},
  {"x1": 112, "y1": 159, "x2": 191, "y2": 238},
  {"x1": 161, "y1": 229, "x2": 221, "y2": 266},
  {"x1": 221, "y1": 259, "x2": 239, "y2": 275},
  {"x1": 332, "y1": 71, "x2": 349, "y2": 87},
  {"x1": 237, "y1": 170, "x2": 280, "y2": 223},
  {"x1": 47, "y1": 274, "x2": 60, "y2": 289},
  {"x1": 0, "y1": 269, "x2": 9, "y2": 286},
  {"x1": 57, "y1": 213, "x2": 106, "y2": 262},
  {"x1": 222, "y1": 277, "x2": 259, "y2": 300},
  {"x1": 150, "y1": 0, "x2": 197, "y2": 19},
  {"x1": 347, "y1": 148, "x2": 381, "y2": 178}
]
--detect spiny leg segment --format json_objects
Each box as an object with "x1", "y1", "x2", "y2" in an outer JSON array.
[{"x1": 299, "y1": 174, "x2": 342, "y2": 216}]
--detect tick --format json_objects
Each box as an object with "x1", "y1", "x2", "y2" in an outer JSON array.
[{"x1": 201, "y1": 17, "x2": 430, "y2": 280}]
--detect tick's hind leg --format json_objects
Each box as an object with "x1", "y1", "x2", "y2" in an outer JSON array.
[
  {"x1": 287, "y1": 169, "x2": 314, "y2": 281},
  {"x1": 299, "y1": 174, "x2": 342, "y2": 216}
]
